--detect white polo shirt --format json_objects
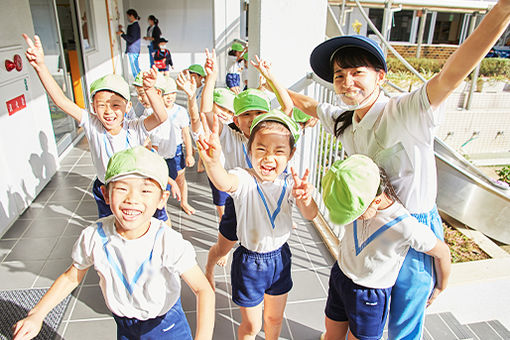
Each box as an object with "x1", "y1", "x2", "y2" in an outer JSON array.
[
  {"x1": 150, "y1": 104, "x2": 189, "y2": 159},
  {"x1": 220, "y1": 125, "x2": 250, "y2": 170},
  {"x1": 228, "y1": 168, "x2": 295, "y2": 253},
  {"x1": 338, "y1": 201, "x2": 438, "y2": 289},
  {"x1": 317, "y1": 84, "x2": 444, "y2": 214},
  {"x1": 80, "y1": 111, "x2": 150, "y2": 183},
  {"x1": 72, "y1": 216, "x2": 196, "y2": 320}
]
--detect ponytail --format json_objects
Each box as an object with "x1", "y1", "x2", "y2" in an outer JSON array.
[
  {"x1": 148, "y1": 15, "x2": 159, "y2": 26},
  {"x1": 378, "y1": 167, "x2": 402, "y2": 205},
  {"x1": 333, "y1": 110, "x2": 354, "y2": 138}
]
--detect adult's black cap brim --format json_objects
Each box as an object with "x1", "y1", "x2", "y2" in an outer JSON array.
[{"x1": 310, "y1": 35, "x2": 387, "y2": 83}]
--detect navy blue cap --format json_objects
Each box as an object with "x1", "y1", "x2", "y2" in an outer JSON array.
[{"x1": 310, "y1": 35, "x2": 387, "y2": 83}]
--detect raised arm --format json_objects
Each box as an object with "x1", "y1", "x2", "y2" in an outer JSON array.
[
  {"x1": 251, "y1": 56, "x2": 293, "y2": 116},
  {"x1": 22, "y1": 34, "x2": 83, "y2": 122},
  {"x1": 287, "y1": 89, "x2": 319, "y2": 119},
  {"x1": 196, "y1": 113, "x2": 239, "y2": 193},
  {"x1": 181, "y1": 265, "x2": 215, "y2": 340},
  {"x1": 427, "y1": 0, "x2": 510, "y2": 108},
  {"x1": 142, "y1": 66, "x2": 168, "y2": 131},
  {"x1": 424, "y1": 240, "x2": 451, "y2": 306},
  {"x1": 176, "y1": 70, "x2": 201, "y2": 133},
  {"x1": 12, "y1": 265, "x2": 87, "y2": 340},
  {"x1": 201, "y1": 49, "x2": 224, "y2": 135}
]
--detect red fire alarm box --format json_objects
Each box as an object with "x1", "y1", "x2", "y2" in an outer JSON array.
[{"x1": 6, "y1": 94, "x2": 26, "y2": 115}]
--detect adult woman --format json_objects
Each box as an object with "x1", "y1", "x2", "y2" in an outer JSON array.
[
  {"x1": 143, "y1": 15, "x2": 162, "y2": 68},
  {"x1": 117, "y1": 9, "x2": 141, "y2": 79},
  {"x1": 289, "y1": 1, "x2": 510, "y2": 339}
]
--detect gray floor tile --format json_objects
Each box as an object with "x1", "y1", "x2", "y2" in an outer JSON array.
[
  {"x1": 467, "y1": 322, "x2": 503, "y2": 340},
  {"x1": 48, "y1": 188, "x2": 85, "y2": 202},
  {"x1": 36, "y1": 204, "x2": 77, "y2": 219},
  {"x1": 208, "y1": 308, "x2": 236, "y2": 340},
  {"x1": 74, "y1": 200, "x2": 99, "y2": 217},
  {"x1": 48, "y1": 236, "x2": 79, "y2": 260},
  {"x1": 180, "y1": 230, "x2": 219, "y2": 252},
  {"x1": 0, "y1": 239, "x2": 16, "y2": 261},
  {"x1": 0, "y1": 260, "x2": 46, "y2": 289},
  {"x1": 290, "y1": 244, "x2": 315, "y2": 271},
  {"x1": 69, "y1": 285, "x2": 111, "y2": 320},
  {"x1": 83, "y1": 269, "x2": 100, "y2": 285},
  {"x1": 17, "y1": 206, "x2": 44, "y2": 220},
  {"x1": 63, "y1": 220, "x2": 88, "y2": 237},
  {"x1": 425, "y1": 314, "x2": 458, "y2": 340},
  {"x1": 22, "y1": 218, "x2": 68, "y2": 238},
  {"x1": 1, "y1": 219, "x2": 32, "y2": 239},
  {"x1": 33, "y1": 259, "x2": 73, "y2": 288},
  {"x1": 62, "y1": 319, "x2": 116, "y2": 339},
  {"x1": 194, "y1": 250, "x2": 231, "y2": 277},
  {"x1": 4, "y1": 237, "x2": 59, "y2": 261},
  {"x1": 285, "y1": 299, "x2": 327, "y2": 339},
  {"x1": 288, "y1": 270, "x2": 328, "y2": 302},
  {"x1": 487, "y1": 320, "x2": 510, "y2": 339},
  {"x1": 302, "y1": 242, "x2": 335, "y2": 268},
  {"x1": 439, "y1": 312, "x2": 477, "y2": 339}
]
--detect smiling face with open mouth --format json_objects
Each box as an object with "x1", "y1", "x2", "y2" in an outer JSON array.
[
  {"x1": 103, "y1": 177, "x2": 168, "y2": 239},
  {"x1": 92, "y1": 91, "x2": 132, "y2": 135},
  {"x1": 249, "y1": 126, "x2": 295, "y2": 182}
]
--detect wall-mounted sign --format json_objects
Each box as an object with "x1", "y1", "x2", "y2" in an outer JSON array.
[{"x1": 6, "y1": 94, "x2": 26, "y2": 115}]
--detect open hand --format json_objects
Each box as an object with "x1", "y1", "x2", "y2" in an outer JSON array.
[
  {"x1": 196, "y1": 113, "x2": 222, "y2": 165},
  {"x1": 143, "y1": 66, "x2": 159, "y2": 89},
  {"x1": 251, "y1": 55, "x2": 273, "y2": 80},
  {"x1": 168, "y1": 178, "x2": 182, "y2": 201},
  {"x1": 291, "y1": 167, "x2": 313, "y2": 204},
  {"x1": 186, "y1": 155, "x2": 195, "y2": 168},
  {"x1": 22, "y1": 34, "x2": 45, "y2": 71},
  {"x1": 12, "y1": 315, "x2": 43, "y2": 340},
  {"x1": 427, "y1": 287, "x2": 443, "y2": 307},
  {"x1": 176, "y1": 70, "x2": 197, "y2": 98}
]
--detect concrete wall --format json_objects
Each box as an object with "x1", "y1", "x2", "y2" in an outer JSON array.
[{"x1": 0, "y1": 0, "x2": 59, "y2": 234}]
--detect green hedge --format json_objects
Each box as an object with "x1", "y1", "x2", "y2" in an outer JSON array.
[{"x1": 387, "y1": 57, "x2": 510, "y2": 79}]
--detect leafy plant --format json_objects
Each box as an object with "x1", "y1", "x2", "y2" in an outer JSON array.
[{"x1": 496, "y1": 165, "x2": 510, "y2": 184}]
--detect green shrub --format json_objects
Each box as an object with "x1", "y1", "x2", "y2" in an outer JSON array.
[
  {"x1": 386, "y1": 57, "x2": 510, "y2": 80},
  {"x1": 496, "y1": 165, "x2": 510, "y2": 184}
]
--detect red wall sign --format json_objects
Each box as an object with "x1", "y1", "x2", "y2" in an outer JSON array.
[{"x1": 6, "y1": 94, "x2": 27, "y2": 115}]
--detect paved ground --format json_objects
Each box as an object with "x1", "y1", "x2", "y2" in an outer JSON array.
[{"x1": 1, "y1": 137, "x2": 510, "y2": 339}]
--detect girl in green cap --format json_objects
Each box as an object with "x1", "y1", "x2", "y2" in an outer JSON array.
[{"x1": 197, "y1": 110, "x2": 318, "y2": 340}]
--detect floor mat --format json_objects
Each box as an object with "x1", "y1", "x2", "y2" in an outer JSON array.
[{"x1": 0, "y1": 288, "x2": 71, "y2": 340}]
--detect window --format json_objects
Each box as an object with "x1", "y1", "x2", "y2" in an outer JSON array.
[{"x1": 77, "y1": 0, "x2": 95, "y2": 50}]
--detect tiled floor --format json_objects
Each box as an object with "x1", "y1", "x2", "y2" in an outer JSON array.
[
  {"x1": 0, "y1": 138, "x2": 331, "y2": 339},
  {"x1": 2, "y1": 138, "x2": 510, "y2": 340}
]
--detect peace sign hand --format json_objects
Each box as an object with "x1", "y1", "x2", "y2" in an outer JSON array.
[
  {"x1": 291, "y1": 167, "x2": 313, "y2": 204},
  {"x1": 204, "y1": 48, "x2": 218, "y2": 77},
  {"x1": 251, "y1": 55, "x2": 273, "y2": 81},
  {"x1": 196, "y1": 112, "x2": 222, "y2": 166},
  {"x1": 22, "y1": 34, "x2": 45, "y2": 71},
  {"x1": 143, "y1": 66, "x2": 159, "y2": 90},
  {"x1": 176, "y1": 70, "x2": 197, "y2": 99}
]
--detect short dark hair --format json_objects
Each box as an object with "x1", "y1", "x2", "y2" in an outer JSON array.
[
  {"x1": 247, "y1": 121, "x2": 295, "y2": 154},
  {"x1": 377, "y1": 167, "x2": 402, "y2": 205},
  {"x1": 330, "y1": 46, "x2": 385, "y2": 72},
  {"x1": 148, "y1": 15, "x2": 158, "y2": 25},
  {"x1": 126, "y1": 9, "x2": 140, "y2": 20}
]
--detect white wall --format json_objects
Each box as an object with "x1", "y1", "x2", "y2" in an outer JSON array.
[
  {"x1": 0, "y1": 0, "x2": 59, "y2": 234},
  {"x1": 123, "y1": 0, "x2": 215, "y2": 73}
]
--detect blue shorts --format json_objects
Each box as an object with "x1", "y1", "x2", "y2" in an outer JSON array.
[
  {"x1": 225, "y1": 73, "x2": 241, "y2": 88},
  {"x1": 218, "y1": 196, "x2": 238, "y2": 241},
  {"x1": 166, "y1": 144, "x2": 185, "y2": 180},
  {"x1": 113, "y1": 298, "x2": 192, "y2": 340},
  {"x1": 325, "y1": 262, "x2": 391, "y2": 340},
  {"x1": 231, "y1": 243, "x2": 293, "y2": 307},
  {"x1": 207, "y1": 178, "x2": 229, "y2": 207},
  {"x1": 92, "y1": 178, "x2": 168, "y2": 221}
]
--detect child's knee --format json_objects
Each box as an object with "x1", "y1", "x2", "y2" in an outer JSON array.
[
  {"x1": 240, "y1": 319, "x2": 262, "y2": 335},
  {"x1": 263, "y1": 313, "x2": 284, "y2": 327}
]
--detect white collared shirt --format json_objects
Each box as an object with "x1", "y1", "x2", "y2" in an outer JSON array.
[
  {"x1": 317, "y1": 84, "x2": 444, "y2": 214},
  {"x1": 72, "y1": 216, "x2": 197, "y2": 320},
  {"x1": 80, "y1": 111, "x2": 150, "y2": 183},
  {"x1": 337, "y1": 201, "x2": 438, "y2": 288},
  {"x1": 220, "y1": 125, "x2": 250, "y2": 170},
  {"x1": 228, "y1": 168, "x2": 295, "y2": 252}
]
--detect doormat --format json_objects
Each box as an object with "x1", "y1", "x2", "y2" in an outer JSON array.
[{"x1": 0, "y1": 288, "x2": 71, "y2": 340}]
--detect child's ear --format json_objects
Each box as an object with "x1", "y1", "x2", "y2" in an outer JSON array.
[
  {"x1": 157, "y1": 190, "x2": 170, "y2": 209},
  {"x1": 233, "y1": 116, "x2": 239, "y2": 126},
  {"x1": 289, "y1": 146, "x2": 297, "y2": 159},
  {"x1": 377, "y1": 70, "x2": 386, "y2": 85},
  {"x1": 100, "y1": 185, "x2": 110, "y2": 204}
]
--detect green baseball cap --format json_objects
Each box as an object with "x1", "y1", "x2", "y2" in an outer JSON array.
[
  {"x1": 90, "y1": 74, "x2": 130, "y2": 101},
  {"x1": 188, "y1": 64, "x2": 206, "y2": 77},
  {"x1": 153, "y1": 74, "x2": 169, "y2": 92},
  {"x1": 322, "y1": 155, "x2": 381, "y2": 226},
  {"x1": 233, "y1": 89, "x2": 270, "y2": 116},
  {"x1": 231, "y1": 42, "x2": 244, "y2": 52},
  {"x1": 105, "y1": 146, "x2": 169, "y2": 190},
  {"x1": 133, "y1": 71, "x2": 144, "y2": 87},
  {"x1": 243, "y1": 52, "x2": 248, "y2": 61},
  {"x1": 213, "y1": 88, "x2": 235, "y2": 113},
  {"x1": 162, "y1": 76, "x2": 177, "y2": 94},
  {"x1": 292, "y1": 108, "x2": 311, "y2": 123},
  {"x1": 250, "y1": 109, "x2": 300, "y2": 143}
]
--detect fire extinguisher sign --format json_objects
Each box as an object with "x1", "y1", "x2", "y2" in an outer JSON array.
[{"x1": 6, "y1": 94, "x2": 26, "y2": 116}]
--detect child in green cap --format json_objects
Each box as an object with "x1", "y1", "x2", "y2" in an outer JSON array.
[
  {"x1": 320, "y1": 155, "x2": 451, "y2": 340},
  {"x1": 197, "y1": 110, "x2": 318, "y2": 340},
  {"x1": 226, "y1": 42, "x2": 246, "y2": 94},
  {"x1": 22, "y1": 34, "x2": 170, "y2": 222},
  {"x1": 13, "y1": 146, "x2": 215, "y2": 340},
  {"x1": 131, "y1": 71, "x2": 154, "y2": 119}
]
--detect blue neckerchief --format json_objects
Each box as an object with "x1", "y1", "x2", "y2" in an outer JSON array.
[
  {"x1": 96, "y1": 222, "x2": 164, "y2": 295},
  {"x1": 353, "y1": 214, "x2": 409, "y2": 256},
  {"x1": 103, "y1": 124, "x2": 131, "y2": 159},
  {"x1": 253, "y1": 174, "x2": 288, "y2": 230},
  {"x1": 242, "y1": 143, "x2": 253, "y2": 169}
]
